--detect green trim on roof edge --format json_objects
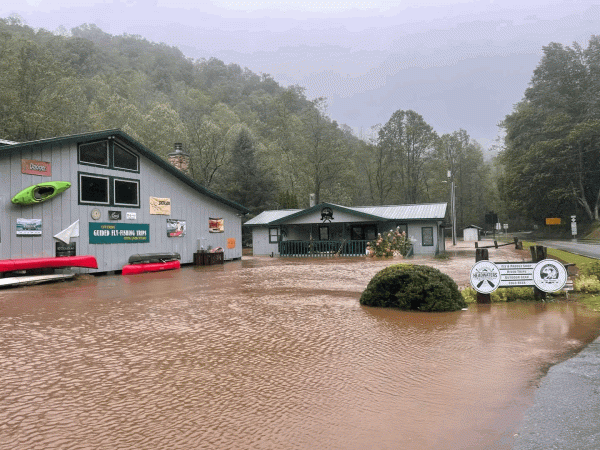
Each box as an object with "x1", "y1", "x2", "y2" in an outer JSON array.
[
  {"x1": 269, "y1": 202, "x2": 383, "y2": 225},
  {"x1": 2, "y1": 129, "x2": 250, "y2": 214}
]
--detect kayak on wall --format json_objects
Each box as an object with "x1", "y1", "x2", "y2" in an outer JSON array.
[{"x1": 11, "y1": 181, "x2": 71, "y2": 205}]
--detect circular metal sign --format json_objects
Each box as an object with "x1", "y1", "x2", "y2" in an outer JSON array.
[
  {"x1": 91, "y1": 208, "x2": 101, "y2": 220},
  {"x1": 533, "y1": 259, "x2": 567, "y2": 293},
  {"x1": 470, "y1": 261, "x2": 500, "y2": 294}
]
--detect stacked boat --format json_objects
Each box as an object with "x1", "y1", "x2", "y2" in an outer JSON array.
[{"x1": 121, "y1": 253, "x2": 181, "y2": 275}]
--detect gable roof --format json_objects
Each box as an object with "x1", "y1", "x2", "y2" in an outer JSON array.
[
  {"x1": 245, "y1": 202, "x2": 447, "y2": 226},
  {"x1": 1, "y1": 129, "x2": 249, "y2": 214}
]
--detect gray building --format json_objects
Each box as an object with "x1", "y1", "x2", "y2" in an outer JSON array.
[
  {"x1": 1, "y1": 129, "x2": 249, "y2": 273},
  {"x1": 245, "y1": 202, "x2": 448, "y2": 257}
]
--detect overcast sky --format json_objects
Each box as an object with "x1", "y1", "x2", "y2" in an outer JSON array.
[{"x1": 2, "y1": 0, "x2": 599, "y2": 149}]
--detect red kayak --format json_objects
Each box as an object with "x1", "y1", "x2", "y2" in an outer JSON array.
[
  {"x1": 0, "y1": 255, "x2": 98, "y2": 272},
  {"x1": 121, "y1": 260, "x2": 180, "y2": 275}
]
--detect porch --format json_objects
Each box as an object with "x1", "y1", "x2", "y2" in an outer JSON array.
[{"x1": 278, "y1": 239, "x2": 369, "y2": 257}]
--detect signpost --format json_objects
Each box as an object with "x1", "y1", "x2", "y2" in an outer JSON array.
[{"x1": 470, "y1": 259, "x2": 567, "y2": 294}]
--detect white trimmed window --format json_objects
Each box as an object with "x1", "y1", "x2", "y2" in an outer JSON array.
[{"x1": 79, "y1": 174, "x2": 110, "y2": 205}]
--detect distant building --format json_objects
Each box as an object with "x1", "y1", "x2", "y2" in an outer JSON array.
[
  {"x1": 1, "y1": 129, "x2": 249, "y2": 273},
  {"x1": 245, "y1": 202, "x2": 447, "y2": 256},
  {"x1": 463, "y1": 225, "x2": 482, "y2": 242}
]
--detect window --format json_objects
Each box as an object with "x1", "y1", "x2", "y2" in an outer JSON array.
[
  {"x1": 78, "y1": 139, "x2": 139, "y2": 173},
  {"x1": 269, "y1": 227, "x2": 279, "y2": 243},
  {"x1": 79, "y1": 141, "x2": 109, "y2": 167},
  {"x1": 396, "y1": 223, "x2": 408, "y2": 234},
  {"x1": 319, "y1": 225, "x2": 329, "y2": 240},
  {"x1": 422, "y1": 227, "x2": 434, "y2": 246},
  {"x1": 364, "y1": 226, "x2": 377, "y2": 241},
  {"x1": 80, "y1": 174, "x2": 109, "y2": 205},
  {"x1": 113, "y1": 142, "x2": 139, "y2": 171},
  {"x1": 114, "y1": 178, "x2": 139, "y2": 207},
  {"x1": 351, "y1": 226, "x2": 364, "y2": 241},
  {"x1": 78, "y1": 171, "x2": 140, "y2": 208}
]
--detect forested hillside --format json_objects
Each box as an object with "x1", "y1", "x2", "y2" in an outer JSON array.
[{"x1": 0, "y1": 15, "x2": 493, "y2": 227}]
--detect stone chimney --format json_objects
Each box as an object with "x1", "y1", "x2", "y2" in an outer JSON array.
[{"x1": 168, "y1": 143, "x2": 190, "y2": 175}]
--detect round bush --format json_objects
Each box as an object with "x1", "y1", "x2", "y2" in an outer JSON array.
[{"x1": 360, "y1": 264, "x2": 466, "y2": 312}]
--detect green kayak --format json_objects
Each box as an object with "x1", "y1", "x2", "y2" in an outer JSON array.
[{"x1": 11, "y1": 181, "x2": 71, "y2": 205}]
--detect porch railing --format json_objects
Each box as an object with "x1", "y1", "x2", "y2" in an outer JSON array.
[{"x1": 278, "y1": 240, "x2": 369, "y2": 257}]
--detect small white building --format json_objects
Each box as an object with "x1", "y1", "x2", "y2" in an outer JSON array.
[
  {"x1": 245, "y1": 202, "x2": 448, "y2": 257},
  {"x1": 463, "y1": 225, "x2": 482, "y2": 242}
]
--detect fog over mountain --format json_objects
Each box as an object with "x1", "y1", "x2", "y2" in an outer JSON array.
[{"x1": 3, "y1": 0, "x2": 600, "y2": 150}]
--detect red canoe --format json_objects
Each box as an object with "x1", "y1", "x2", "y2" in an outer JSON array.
[
  {"x1": 121, "y1": 260, "x2": 180, "y2": 275},
  {"x1": 0, "y1": 255, "x2": 98, "y2": 272}
]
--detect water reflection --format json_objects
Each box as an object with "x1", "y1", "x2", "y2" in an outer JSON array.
[{"x1": 0, "y1": 257, "x2": 599, "y2": 449}]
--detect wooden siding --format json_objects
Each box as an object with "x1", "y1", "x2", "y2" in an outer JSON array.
[{"x1": 1, "y1": 140, "x2": 243, "y2": 272}]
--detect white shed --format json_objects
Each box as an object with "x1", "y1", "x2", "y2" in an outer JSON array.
[{"x1": 463, "y1": 225, "x2": 482, "y2": 242}]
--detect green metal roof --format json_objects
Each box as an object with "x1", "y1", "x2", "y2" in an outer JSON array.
[
  {"x1": 246, "y1": 202, "x2": 447, "y2": 226},
  {"x1": 1, "y1": 129, "x2": 250, "y2": 214}
]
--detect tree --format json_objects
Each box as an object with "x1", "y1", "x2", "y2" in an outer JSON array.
[
  {"x1": 500, "y1": 36, "x2": 600, "y2": 223},
  {"x1": 377, "y1": 110, "x2": 437, "y2": 203}
]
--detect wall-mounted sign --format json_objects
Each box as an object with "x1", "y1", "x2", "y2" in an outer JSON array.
[
  {"x1": 167, "y1": 219, "x2": 186, "y2": 237},
  {"x1": 126, "y1": 212, "x2": 136, "y2": 220},
  {"x1": 108, "y1": 210, "x2": 121, "y2": 220},
  {"x1": 470, "y1": 260, "x2": 567, "y2": 293},
  {"x1": 21, "y1": 159, "x2": 51, "y2": 176},
  {"x1": 227, "y1": 238, "x2": 236, "y2": 249},
  {"x1": 89, "y1": 223, "x2": 149, "y2": 244},
  {"x1": 91, "y1": 208, "x2": 101, "y2": 220},
  {"x1": 209, "y1": 217, "x2": 224, "y2": 233},
  {"x1": 56, "y1": 242, "x2": 76, "y2": 257},
  {"x1": 150, "y1": 197, "x2": 171, "y2": 215},
  {"x1": 16, "y1": 218, "x2": 42, "y2": 235},
  {"x1": 321, "y1": 207, "x2": 334, "y2": 222}
]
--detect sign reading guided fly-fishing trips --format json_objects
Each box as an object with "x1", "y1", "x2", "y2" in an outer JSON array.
[
  {"x1": 470, "y1": 259, "x2": 567, "y2": 293},
  {"x1": 89, "y1": 223, "x2": 149, "y2": 244}
]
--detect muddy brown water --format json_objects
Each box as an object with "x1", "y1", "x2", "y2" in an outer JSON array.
[{"x1": 1, "y1": 256, "x2": 600, "y2": 450}]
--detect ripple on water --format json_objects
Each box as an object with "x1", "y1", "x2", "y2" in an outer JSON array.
[{"x1": 0, "y1": 259, "x2": 599, "y2": 449}]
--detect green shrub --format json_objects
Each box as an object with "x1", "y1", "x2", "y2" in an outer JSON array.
[
  {"x1": 579, "y1": 261, "x2": 600, "y2": 279},
  {"x1": 462, "y1": 286, "x2": 537, "y2": 303},
  {"x1": 574, "y1": 275, "x2": 600, "y2": 293},
  {"x1": 360, "y1": 264, "x2": 466, "y2": 312}
]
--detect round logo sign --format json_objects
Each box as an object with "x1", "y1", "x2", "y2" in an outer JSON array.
[
  {"x1": 533, "y1": 259, "x2": 567, "y2": 293},
  {"x1": 470, "y1": 261, "x2": 500, "y2": 294}
]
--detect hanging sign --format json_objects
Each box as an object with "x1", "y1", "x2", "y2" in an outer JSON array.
[
  {"x1": 471, "y1": 260, "x2": 567, "y2": 293},
  {"x1": 89, "y1": 223, "x2": 149, "y2": 244},
  {"x1": 21, "y1": 159, "x2": 51, "y2": 176},
  {"x1": 150, "y1": 197, "x2": 171, "y2": 215}
]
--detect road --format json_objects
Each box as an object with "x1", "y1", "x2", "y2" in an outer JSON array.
[{"x1": 537, "y1": 239, "x2": 600, "y2": 260}]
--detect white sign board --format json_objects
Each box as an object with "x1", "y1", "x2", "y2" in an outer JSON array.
[{"x1": 470, "y1": 259, "x2": 567, "y2": 293}]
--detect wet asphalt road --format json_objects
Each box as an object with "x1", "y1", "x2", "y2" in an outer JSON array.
[
  {"x1": 538, "y1": 239, "x2": 600, "y2": 260},
  {"x1": 513, "y1": 336, "x2": 600, "y2": 450}
]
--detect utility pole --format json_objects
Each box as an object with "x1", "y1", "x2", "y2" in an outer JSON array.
[{"x1": 448, "y1": 170, "x2": 456, "y2": 246}]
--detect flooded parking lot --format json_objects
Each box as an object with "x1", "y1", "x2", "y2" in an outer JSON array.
[{"x1": 1, "y1": 255, "x2": 600, "y2": 449}]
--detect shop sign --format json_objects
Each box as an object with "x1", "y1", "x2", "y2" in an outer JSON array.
[
  {"x1": 89, "y1": 223, "x2": 149, "y2": 244},
  {"x1": 21, "y1": 159, "x2": 51, "y2": 176},
  {"x1": 471, "y1": 260, "x2": 567, "y2": 293},
  {"x1": 56, "y1": 242, "x2": 76, "y2": 257}
]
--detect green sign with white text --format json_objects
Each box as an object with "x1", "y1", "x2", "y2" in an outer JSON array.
[{"x1": 89, "y1": 223, "x2": 150, "y2": 244}]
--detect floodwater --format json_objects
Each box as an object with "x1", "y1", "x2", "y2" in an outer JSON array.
[{"x1": 1, "y1": 257, "x2": 600, "y2": 450}]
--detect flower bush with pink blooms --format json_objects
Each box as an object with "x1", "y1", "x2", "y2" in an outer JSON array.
[{"x1": 366, "y1": 228, "x2": 412, "y2": 257}]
